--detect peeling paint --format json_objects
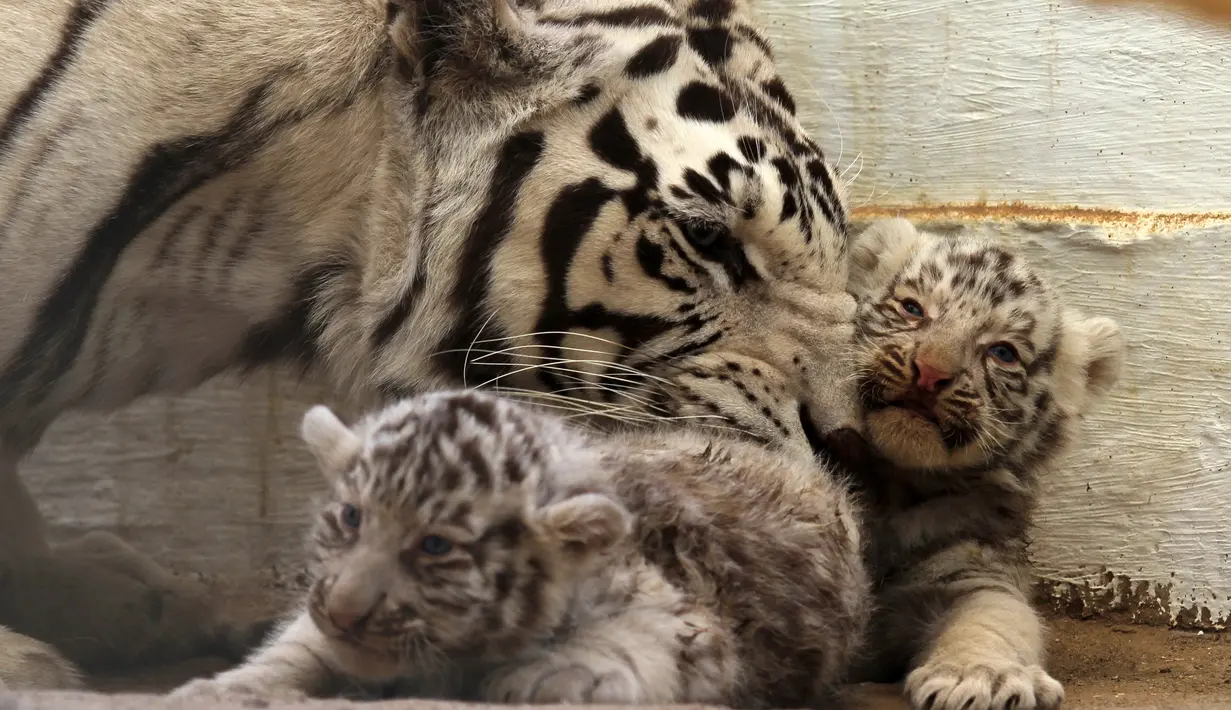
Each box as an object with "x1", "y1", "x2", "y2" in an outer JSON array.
[
  {"x1": 1037, "y1": 572, "x2": 1229, "y2": 632},
  {"x1": 852, "y1": 202, "x2": 1231, "y2": 241}
]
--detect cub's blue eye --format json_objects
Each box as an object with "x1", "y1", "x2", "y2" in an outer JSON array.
[
  {"x1": 340, "y1": 504, "x2": 362, "y2": 530},
  {"x1": 988, "y1": 342, "x2": 1019, "y2": 364},
  {"x1": 420, "y1": 535, "x2": 453, "y2": 556},
  {"x1": 900, "y1": 298, "x2": 925, "y2": 318}
]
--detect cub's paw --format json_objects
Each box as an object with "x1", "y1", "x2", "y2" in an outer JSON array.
[
  {"x1": 486, "y1": 659, "x2": 644, "y2": 704},
  {"x1": 905, "y1": 659, "x2": 1064, "y2": 710},
  {"x1": 168, "y1": 677, "x2": 307, "y2": 706}
]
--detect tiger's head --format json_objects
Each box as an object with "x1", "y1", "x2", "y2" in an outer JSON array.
[
  {"x1": 367, "y1": 0, "x2": 859, "y2": 459},
  {"x1": 847, "y1": 218, "x2": 1126, "y2": 474},
  {"x1": 297, "y1": 391, "x2": 630, "y2": 670}
]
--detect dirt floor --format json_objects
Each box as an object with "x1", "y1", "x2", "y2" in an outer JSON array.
[
  {"x1": 30, "y1": 615, "x2": 1220, "y2": 709},
  {"x1": 1045, "y1": 616, "x2": 1231, "y2": 706}
]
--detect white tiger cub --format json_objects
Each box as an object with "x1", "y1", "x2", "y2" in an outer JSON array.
[
  {"x1": 171, "y1": 390, "x2": 871, "y2": 707},
  {"x1": 844, "y1": 219, "x2": 1126, "y2": 710}
]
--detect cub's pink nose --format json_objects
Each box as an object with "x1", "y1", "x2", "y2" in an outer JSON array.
[
  {"x1": 913, "y1": 358, "x2": 952, "y2": 392},
  {"x1": 328, "y1": 609, "x2": 366, "y2": 632}
]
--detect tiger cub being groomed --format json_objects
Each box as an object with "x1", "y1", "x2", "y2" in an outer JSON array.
[
  {"x1": 844, "y1": 219, "x2": 1126, "y2": 710},
  {"x1": 171, "y1": 389, "x2": 871, "y2": 708}
]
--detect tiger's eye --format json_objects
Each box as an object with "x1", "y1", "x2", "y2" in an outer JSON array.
[
  {"x1": 681, "y1": 220, "x2": 727, "y2": 249},
  {"x1": 988, "y1": 342, "x2": 1020, "y2": 364},
  {"x1": 900, "y1": 298, "x2": 925, "y2": 318},
  {"x1": 340, "y1": 503, "x2": 362, "y2": 530},
  {"x1": 420, "y1": 535, "x2": 453, "y2": 556}
]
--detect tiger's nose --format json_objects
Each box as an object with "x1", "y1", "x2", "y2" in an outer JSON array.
[
  {"x1": 800, "y1": 404, "x2": 871, "y2": 474},
  {"x1": 324, "y1": 584, "x2": 383, "y2": 633},
  {"x1": 328, "y1": 609, "x2": 369, "y2": 633},
  {"x1": 913, "y1": 358, "x2": 953, "y2": 392}
]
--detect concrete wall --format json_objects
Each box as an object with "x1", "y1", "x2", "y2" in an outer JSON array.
[{"x1": 23, "y1": 0, "x2": 1231, "y2": 627}]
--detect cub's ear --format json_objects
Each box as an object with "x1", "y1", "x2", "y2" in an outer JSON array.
[
  {"x1": 1062, "y1": 313, "x2": 1126, "y2": 408},
  {"x1": 538, "y1": 493, "x2": 633, "y2": 558},
  {"x1": 848, "y1": 218, "x2": 923, "y2": 298},
  {"x1": 301, "y1": 405, "x2": 362, "y2": 483},
  {"x1": 1068, "y1": 315, "x2": 1127, "y2": 403}
]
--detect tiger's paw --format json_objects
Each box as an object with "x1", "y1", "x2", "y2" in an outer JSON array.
[
  {"x1": 52, "y1": 532, "x2": 270, "y2": 665},
  {"x1": 486, "y1": 658, "x2": 647, "y2": 704},
  {"x1": 0, "y1": 626, "x2": 85, "y2": 691},
  {"x1": 905, "y1": 658, "x2": 1064, "y2": 710}
]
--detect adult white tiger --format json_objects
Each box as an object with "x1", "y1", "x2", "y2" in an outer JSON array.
[{"x1": 0, "y1": 0, "x2": 862, "y2": 689}]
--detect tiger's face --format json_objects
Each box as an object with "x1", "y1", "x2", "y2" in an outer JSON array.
[
  {"x1": 401, "y1": 0, "x2": 860, "y2": 458},
  {"x1": 298, "y1": 392, "x2": 630, "y2": 670},
  {"x1": 847, "y1": 219, "x2": 1125, "y2": 473}
]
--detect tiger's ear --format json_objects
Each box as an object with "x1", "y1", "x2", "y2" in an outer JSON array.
[
  {"x1": 848, "y1": 218, "x2": 923, "y2": 299},
  {"x1": 301, "y1": 405, "x2": 362, "y2": 483},
  {"x1": 1059, "y1": 313, "x2": 1126, "y2": 411},
  {"x1": 387, "y1": 0, "x2": 528, "y2": 70},
  {"x1": 385, "y1": 0, "x2": 625, "y2": 114},
  {"x1": 538, "y1": 493, "x2": 633, "y2": 558}
]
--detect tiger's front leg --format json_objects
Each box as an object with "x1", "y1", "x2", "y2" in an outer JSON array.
[
  {"x1": 900, "y1": 548, "x2": 1064, "y2": 710},
  {"x1": 0, "y1": 539, "x2": 266, "y2": 679},
  {"x1": 0, "y1": 625, "x2": 83, "y2": 691},
  {"x1": 0, "y1": 447, "x2": 266, "y2": 685}
]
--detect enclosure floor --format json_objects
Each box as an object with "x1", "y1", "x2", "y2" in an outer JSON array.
[{"x1": 10, "y1": 617, "x2": 1230, "y2": 709}]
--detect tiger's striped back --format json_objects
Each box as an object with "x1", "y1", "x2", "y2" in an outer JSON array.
[{"x1": 0, "y1": 0, "x2": 860, "y2": 456}]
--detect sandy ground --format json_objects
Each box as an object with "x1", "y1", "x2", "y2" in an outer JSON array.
[{"x1": 18, "y1": 616, "x2": 1218, "y2": 709}]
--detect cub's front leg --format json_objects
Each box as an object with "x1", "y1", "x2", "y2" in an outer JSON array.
[
  {"x1": 169, "y1": 610, "x2": 342, "y2": 702},
  {"x1": 484, "y1": 596, "x2": 735, "y2": 705},
  {"x1": 900, "y1": 545, "x2": 1064, "y2": 710}
]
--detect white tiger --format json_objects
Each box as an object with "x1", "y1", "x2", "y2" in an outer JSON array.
[{"x1": 0, "y1": 0, "x2": 862, "y2": 689}]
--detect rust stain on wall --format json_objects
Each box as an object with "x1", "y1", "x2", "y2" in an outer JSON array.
[
  {"x1": 1037, "y1": 572, "x2": 1230, "y2": 632},
  {"x1": 852, "y1": 202, "x2": 1231, "y2": 237},
  {"x1": 1086, "y1": 0, "x2": 1231, "y2": 27}
]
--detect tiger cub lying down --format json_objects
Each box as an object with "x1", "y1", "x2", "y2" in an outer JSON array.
[
  {"x1": 170, "y1": 388, "x2": 872, "y2": 708},
  {"x1": 173, "y1": 220, "x2": 1124, "y2": 710},
  {"x1": 844, "y1": 219, "x2": 1124, "y2": 710}
]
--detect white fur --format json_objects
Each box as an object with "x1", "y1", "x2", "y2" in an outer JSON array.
[{"x1": 301, "y1": 406, "x2": 361, "y2": 482}]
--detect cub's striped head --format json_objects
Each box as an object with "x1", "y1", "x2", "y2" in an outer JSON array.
[
  {"x1": 847, "y1": 219, "x2": 1125, "y2": 473},
  {"x1": 375, "y1": 0, "x2": 859, "y2": 458},
  {"x1": 297, "y1": 391, "x2": 631, "y2": 666}
]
